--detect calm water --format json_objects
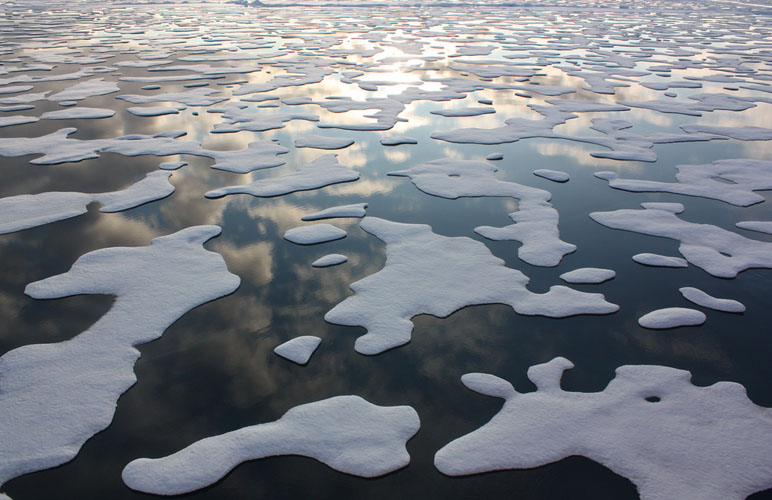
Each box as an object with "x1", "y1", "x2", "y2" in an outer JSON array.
[{"x1": 2, "y1": 1, "x2": 772, "y2": 498}]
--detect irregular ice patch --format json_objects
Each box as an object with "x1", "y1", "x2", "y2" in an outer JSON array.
[
  {"x1": 127, "y1": 106, "x2": 182, "y2": 117},
  {"x1": 559, "y1": 268, "x2": 615, "y2": 284},
  {"x1": 301, "y1": 203, "x2": 367, "y2": 221},
  {"x1": 207, "y1": 141, "x2": 288, "y2": 174},
  {"x1": 620, "y1": 93, "x2": 755, "y2": 116},
  {"x1": 595, "y1": 159, "x2": 772, "y2": 207},
  {"x1": 312, "y1": 254, "x2": 348, "y2": 267},
  {"x1": 205, "y1": 154, "x2": 359, "y2": 199},
  {"x1": 117, "y1": 88, "x2": 227, "y2": 107},
  {"x1": 591, "y1": 203, "x2": 772, "y2": 278},
  {"x1": 325, "y1": 217, "x2": 617, "y2": 355},
  {"x1": 40, "y1": 107, "x2": 115, "y2": 120},
  {"x1": 430, "y1": 107, "x2": 495, "y2": 117},
  {"x1": 284, "y1": 224, "x2": 347, "y2": 245},
  {"x1": 632, "y1": 253, "x2": 688, "y2": 268},
  {"x1": 274, "y1": 336, "x2": 322, "y2": 365},
  {"x1": 512, "y1": 84, "x2": 575, "y2": 96},
  {"x1": 681, "y1": 124, "x2": 772, "y2": 141},
  {"x1": 390, "y1": 158, "x2": 575, "y2": 267},
  {"x1": 533, "y1": 169, "x2": 569, "y2": 183},
  {"x1": 736, "y1": 221, "x2": 772, "y2": 235},
  {"x1": 122, "y1": 395, "x2": 419, "y2": 495},
  {"x1": 434, "y1": 357, "x2": 772, "y2": 500},
  {"x1": 0, "y1": 115, "x2": 37, "y2": 127},
  {"x1": 679, "y1": 287, "x2": 745, "y2": 313},
  {"x1": 47, "y1": 78, "x2": 119, "y2": 102},
  {"x1": 380, "y1": 136, "x2": 417, "y2": 146},
  {"x1": 0, "y1": 171, "x2": 175, "y2": 234},
  {"x1": 0, "y1": 226, "x2": 240, "y2": 488},
  {"x1": 638, "y1": 307, "x2": 706, "y2": 329},
  {"x1": 295, "y1": 135, "x2": 354, "y2": 150}
]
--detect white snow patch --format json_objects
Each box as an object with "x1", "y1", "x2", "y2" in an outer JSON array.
[
  {"x1": 632, "y1": 253, "x2": 688, "y2": 268},
  {"x1": 533, "y1": 169, "x2": 569, "y2": 182},
  {"x1": 302, "y1": 203, "x2": 367, "y2": 221},
  {"x1": 284, "y1": 224, "x2": 347, "y2": 245},
  {"x1": 559, "y1": 268, "x2": 615, "y2": 284},
  {"x1": 679, "y1": 287, "x2": 745, "y2": 313},
  {"x1": 295, "y1": 135, "x2": 354, "y2": 150},
  {"x1": 638, "y1": 307, "x2": 706, "y2": 329},
  {"x1": 274, "y1": 336, "x2": 322, "y2": 364},
  {"x1": 312, "y1": 254, "x2": 348, "y2": 267}
]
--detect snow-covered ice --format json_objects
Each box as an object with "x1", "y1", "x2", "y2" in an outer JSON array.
[
  {"x1": 559, "y1": 268, "x2": 615, "y2": 284},
  {"x1": 679, "y1": 287, "x2": 745, "y2": 313},
  {"x1": 284, "y1": 224, "x2": 347, "y2": 245},
  {"x1": 274, "y1": 336, "x2": 322, "y2": 364},
  {"x1": 638, "y1": 307, "x2": 707, "y2": 329},
  {"x1": 312, "y1": 254, "x2": 348, "y2": 267}
]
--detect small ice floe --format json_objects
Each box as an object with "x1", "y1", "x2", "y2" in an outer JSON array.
[
  {"x1": 590, "y1": 203, "x2": 772, "y2": 278},
  {"x1": 681, "y1": 124, "x2": 772, "y2": 141},
  {"x1": 295, "y1": 134, "x2": 355, "y2": 150},
  {"x1": 0, "y1": 171, "x2": 175, "y2": 234},
  {"x1": 160, "y1": 161, "x2": 187, "y2": 171},
  {"x1": 619, "y1": 93, "x2": 754, "y2": 116},
  {"x1": 512, "y1": 83, "x2": 576, "y2": 96},
  {"x1": 486, "y1": 153, "x2": 503, "y2": 161},
  {"x1": 302, "y1": 203, "x2": 367, "y2": 221},
  {"x1": 0, "y1": 115, "x2": 37, "y2": 127},
  {"x1": 434, "y1": 357, "x2": 772, "y2": 500},
  {"x1": 274, "y1": 336, "x2": 322, "y2": 365},
  {"x1": 430, "y1": 107, "x2": 495, "y2": 117},
  {"x1": 47, "y1": 78, "x2": 119, "y2": 101},
  {"x1": 594, "y1": 159, "x2": 772, "y2": 207},
  {"x1": 679, "y1": 287, "x2": 745, "y2": 313},
  {"x1": 117, "y1": 88, "x2": 228, "y2": 107},
  {"x1": 559, "y1": 268, "x2": 615, "y2": 284},
  {"x1": 325, "y1": 217, "x2": 617, "y2": 355},
  {"x1": 0, "y1": 226, "x2": 240, "y2": 489},
  {"x1": 284, "y1": 224, "x2": 347, "y2": 245},
  {"x1": 206, "y1": 154, "x2": 359, "y2": 199},
  {"x1": 632, "y1": 253, "x2": 688, "y2": 268},
  {"x1": 207, "y1": 140, "x2": 288, "y2": 174},
  {"x1": 127, "y1": 106, "x2": 182, "y2": 117},
  {"x1": 736, "y1": 221, "x2": 772, "y2": 234},
  {"x1": 312, "y1": 254, "x2": 348, "y2": 268},
  {"x1": 638, "y1": 307, "x2": 706, "y2": 329},
  {"x1": 122, "y1": 396, "x2": 420, "y2": 495},
  {"x1": 380, "y1": 135, "x2": 417, "y2": 146},
  {"x1": 533, "y1": 169, "x2": 569, "y2": 182},
  {"x1": 40, "y1": 107, "x2": 115, "y2": 119}
]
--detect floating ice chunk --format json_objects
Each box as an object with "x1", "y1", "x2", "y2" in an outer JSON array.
[
  {"x1": 0, "y1": 105, "x2": 34, "y2": 112},
  {"x1": 122, "y1": 395, "x2": 419, "y2": 495},
  {"x1": 0, "y1": 115, "x2": 38, "y2": 127},
  {"x1": 41, "y1": 107, "x2": 115, "y2": 120},
  {"x1": 736, "y1": 221, "x2": 772, "y2": 235},
  {"x1": 430, "y1": 107, "x2": 495, "y2": 117},
  {"x1": 325, "y1": 217, "x2": 617, "y2": 355},
  {"x1": 284, "y1": 224, "x2": 346, "y2": 245},
  {"x1": 0, "y1": 85, "x2": 33, "y2": 94},
  {"x1": 274, "y1": 336, "x2": 322, "y2": 364},
  {"x1": 390, "y1": 158, "x2": 575, "y2": 267},
  {"x1": 47, "y1": 78, "x2": 119, "y2": 101},
  {"x1": 512, "y1": 84, "x2": 576, "y2": 96},
  {"x1": 160, "y1": 161, "x2": 187, "y2": 171},
  {"x1": 632, "y1": 253, "x2": 688, "y2": 268},
  {"x1": 209, "y1": 102, "x2": 318, "y2": 133},
  {"x1": 295, "y1": 135, "x2": 354, "y2": 150},
  {"x1": 301, "y1": 203, "x2": 367, "y2": 221},
  {"x1": 681, "y1": 124, "x2": 772, "y2": 141},
  {"x1": 486, "y1": 153, "x2": 503, "y2": 161},
  {"x1": 638, "y1": 307, "x2": 706, "y2": 329},
  {"x1": 679, "y1": 287, "x2": 745, "y2": 313},
  {"x1": 595, "y1": 159, "x2": 772, "y2": 207},
  {"x1": 590, "y1": 204, "x2": 772, "y2": 278},
  {"x1": 205, "y1": 154, "x2": 359, "y2": 199},
  {"x1": 117, "y1": 88, "x2": 228, "y2": 107},
  {"x1": 380, "y1": 136, "x2": 417, "y2": 146},
  {"x1": 559, "y1": 268, "x2": 615, "y2": 284},
  {"x1": 533, "y1": 169, "x2": 569, "y2": 182},
  {"x1": 0, "y1": 92, "x2": 50, "y2": 104},
  {"x1": 435, "y1": 358, "x2": 772, "y2": 500},
  {"x1": 0, "y1": 226, "x2": 240, "y2": 488},
  {"x1": 207, "y1": 140, "x2": 288, "y2": 173},
  {"x1": 0, "y1": 171, "x2": 175, "y2": 234},
  {"x1": 127, "y1": 106, "x2": 181, "y2": 117},
  {"x1": 312, "y1": 254, "x2": 348, "y2": 267}
]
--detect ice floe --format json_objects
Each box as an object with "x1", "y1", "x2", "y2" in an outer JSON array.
[
  {"x1": 380, "y1": 136, "x2": 417, "y2": 146},
  {"x1": 679, "y1": 287, "x2": 745, "y2": 313},
  {"x1": 295, "y1": 135, "x2": 355, "y2": 150},
  {"x1": 122, "y1": 396, "x2": 419, "y2": 495},
  {"x1": 559, "y1": 268, "x2": 615, "y2": 284},
  {"x1": 590, "y1": 203, "x2": 772, "y2": 278},
  {"x1": 638, "y1": 307, "x2": 706, "y2": 329},
  {"x1": 325, "y1": 217, "x2": 617, "y2": 355},
  {"x1": 736, "y1": 221, "x2": 772, "y2": 235},
  {"x1": 430, "y1": 107, "x2": 495, "y2": 117},
  {"x1": 301, "y1": 203, "x2": 367, "y2": 221},
  {"x1": 284, "y1": 224, "x2": 347, "y2": 245},
  {"x1": 632, "y1": 253, "x2": 688, "y2": 268},
  {"x1": 0, "y1": 226, "x2": 240, "y2": 488},
  {"x1": 206, "y1": 154, "x2": 359, "y2": 199},
  {"x1": 533, "y1": 169, "x2": 569, "y2": 183},
  {"x1": 312, "y1": 254, "x2": 348, "y2": 268},
  {"x1": 47, "y1": 78, "x2": 119, "y2": 102},
  {"x1": 435, "y1": 357, "x2": 772, "y2": 500},
  {"x1": 40, "y1": 107, "x2": 115, "y2": 120},
  {"x1": 274, "y1": 336, "x2": 322, "y2": 365}
]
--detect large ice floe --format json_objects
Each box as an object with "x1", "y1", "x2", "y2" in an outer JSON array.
[
  {"x1": 0, "y1": 226, "x2": 240, "y2": 488},
  {"x1": 0, "y1": 171, "x2": 175, "y2": 234},
  {"x1": 389, "y1": 159, "x2": 575, "y2": 267},
  {"x1": 590, "y1": 203, "x2": 772, "y2": 278},
  {"x1": 122, "y1": 396, "x2": 420, "y2": 495},
  {"x1": 434, "y1": 357, "x2": 772, "y2": 500},
  {"x1": 325, "y1": 217, "x2": 617, "y2": 355}
]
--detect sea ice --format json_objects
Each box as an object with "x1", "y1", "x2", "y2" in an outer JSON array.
[
  {"x1": 533, "y1": 169, "x2": 569, "y2": 182},
  {"x1": 284, "y1": 224, "x2": 347, "y2": 245},
  {"x1": 301, "y1": 203, "x2": 367, "y2": 221},
  {"x1": 389, "y1": 159, "x2": 575, "y2": 267},
  {"x1": 638, "y1": 307, "x2": 706, "y2": 329},
  {"x1": 205, "y1": 154, "x2": 359, "y2": 199},
  {"x1": 122, "y1": 395, "x2": 419, "y2": 495},
  {"x1": 127, "y1": 106, "x2": 182, "y2": 117},
  {"x1": 295, "y1": 135, "x2": 355, "y2": 150},
  {"x1": 117, "y1": 88, "x2": 228, "y2": 107},
  {"x1": 681, "y1": 124, "x2": 772, "y2": 141},
  {"x1": 0, "y1": 226, "x2": 240, "y2": 488},
  {"x1": 559, "y1": 268, "x2": 615, "y2": 284},
  {"x1": 380, "y1": 136, "x2": 417, "y2": 146},
  {"x1": 736, "y1": 221, "x2": 772, "y2": 235},
  {"x1": 325, "y1": 217, "x2": 617, "y2": 355},
  {"x1": 434, "y1": 357, "x2": 772, "y2": 500},
  {"x1": 312, "y1": 254, "x2": 348, "y2": 267},
  {"x1": 40, "y1": 107, "x2": 115, "y2": 120},
  {"x1": 632, "y1": 253, "x2": 688, "y2": 268},
  {"x1": 0, "y1": 115, "x2": 37, "y2": 127},
  {"x1": 47, "y1": 78, "x2": 119, "y2": 101},
  {"x1": 274, "y1": 336, "x2": 322, "y2": 364},
  {"x1": 679, "y1": 287, "x2": 745, "y2": 313},
  {"x1": 430, "y1": 107, "x2": 495, "y2": 117},
  {"x1": 590, "y1": 203, "x2": 772, "y2": 278}
]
